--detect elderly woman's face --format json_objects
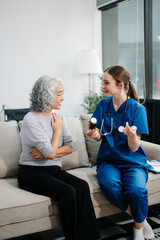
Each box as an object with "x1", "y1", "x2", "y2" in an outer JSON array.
[{"x1": 52, "y1": 85, "x2": 64, "y2": 110}]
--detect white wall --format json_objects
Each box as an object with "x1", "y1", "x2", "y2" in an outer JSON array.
[{"x1": 0, "y1": 0, "x2": 102, "y2": 117}]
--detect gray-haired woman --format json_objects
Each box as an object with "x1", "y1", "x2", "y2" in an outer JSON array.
[{"x1": 18, "y1": 76, "x2": 100, "y2": 240}]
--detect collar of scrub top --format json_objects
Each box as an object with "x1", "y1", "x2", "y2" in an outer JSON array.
[{"x1": 100, "y1": 96, "x2": 128, "y2": 136}]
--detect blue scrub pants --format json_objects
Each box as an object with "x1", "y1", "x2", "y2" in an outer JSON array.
[{"x1": 97, "y1": 162, "x2": 148, "y2": 223}]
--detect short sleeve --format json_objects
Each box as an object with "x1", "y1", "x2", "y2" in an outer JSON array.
[{"x1": 132, "y1": 104, "x2": 149, "y2": 135}]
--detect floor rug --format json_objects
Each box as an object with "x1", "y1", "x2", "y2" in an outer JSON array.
[{"x1": 6, "y1": 204, "x2": 160, "y2": 240}]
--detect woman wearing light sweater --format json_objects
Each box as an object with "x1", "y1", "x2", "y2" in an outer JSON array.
[{"x1": 18, "y1": 76, "x2": 100, "y2": 240}]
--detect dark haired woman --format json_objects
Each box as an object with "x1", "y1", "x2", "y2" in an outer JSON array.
[
  {"x1": 18, "y1": 76, "x2": 100, "y2": 240},
  {"x1": 87, "y1": 66, "x2": 154, "y2": 240}
]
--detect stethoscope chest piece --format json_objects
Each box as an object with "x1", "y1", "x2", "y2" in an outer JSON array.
[{"x1": 118, "y1": 125, "x2": 124, "y2": 133}]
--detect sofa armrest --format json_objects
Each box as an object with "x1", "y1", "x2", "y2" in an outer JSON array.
[{"x1": 140, "y1": 140, "x2": 160, "y2": 161}]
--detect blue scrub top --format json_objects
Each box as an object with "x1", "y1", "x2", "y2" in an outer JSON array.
[{"x1": 92, "y1": 96, "x2": 151, "y2": 169}]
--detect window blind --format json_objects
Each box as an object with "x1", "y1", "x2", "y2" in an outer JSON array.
[{"x1": 97, "y1": 0, "x2": 126, "y2": 10}]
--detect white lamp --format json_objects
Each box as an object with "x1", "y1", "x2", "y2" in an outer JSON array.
[{"x1": 78, "y1": 49, "x2": 103, "y2": 96}]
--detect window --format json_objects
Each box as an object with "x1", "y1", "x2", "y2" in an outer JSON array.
[
  {"x1": 101, "y1": 0, "x2": 160, "y2": 100},
  {"x1": 102, "y1": 0, "x2": 145, "y2": 98},
  {"x1": 152, "y1": 0, "x2": 160, "y2": 99},
  {"x1": 99, "y1": 0, "x2": 160, "y2": 145}
]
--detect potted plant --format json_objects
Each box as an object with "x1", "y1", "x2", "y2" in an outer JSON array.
[{"x1": 81, "y1": 77, "x2": 105, "y2": 114}]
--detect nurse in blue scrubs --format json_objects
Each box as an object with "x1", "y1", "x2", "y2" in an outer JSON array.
[{"x1": 87, "y1": 66, "x2": 154, "y2": 240}]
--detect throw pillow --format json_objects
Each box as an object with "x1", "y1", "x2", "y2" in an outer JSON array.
[
  {"x1": 0, "y1": 121, "x2": 22, "y2": 178},
  {"x1": 80, "y1": 114, "x2": 101, "y2": 164},
  {"x1": 62, "y1": 116, "x2": 90, "y2": 170}
]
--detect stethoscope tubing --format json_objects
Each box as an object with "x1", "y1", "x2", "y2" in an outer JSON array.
[{"x1": 100, "y1": 97, "x2": 128, "y2": 136}]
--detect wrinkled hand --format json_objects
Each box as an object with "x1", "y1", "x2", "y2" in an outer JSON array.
[
  {"x1": 30, "y1": 148, "x2": 45, "y2": 159},
  {"x1": 51, "y1": 112, "x2": 62, "y2": 132},
  {"x1": 123, "y1": 122, "x2": 137, "y2": 137}
]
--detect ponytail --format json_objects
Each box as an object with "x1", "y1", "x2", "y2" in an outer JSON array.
[
  {"x1": 128, "y1": 82, "x2": 139, "y2": 102},
  {"x1": 105, "y1": 66, "x2": 140, "y2": 102}
]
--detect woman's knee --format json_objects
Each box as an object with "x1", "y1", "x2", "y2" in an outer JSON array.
[
  {"x1": 62, "y1": 185, "x2": 77, "y2": 202},
  {"x1": 126, "y1": 186, "x2": 148, "y2": 201},
  {"x1": 97, "y1": 166, "x2": 122, "y2": 193},
  {"x1": 78, "y1": 179, "x2": 90, "y2": 193},
  {"x1": 99, "y1": 177, "x2": 122, "y2": 194}
]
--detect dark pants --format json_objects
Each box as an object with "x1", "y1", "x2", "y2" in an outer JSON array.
[{"x1": 18, "y1": 165, "x2": 100, "y2": 240}]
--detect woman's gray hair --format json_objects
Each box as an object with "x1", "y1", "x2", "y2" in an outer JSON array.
[{"x1": 30, "y1": 76, "x2": 64, "y2": 112}]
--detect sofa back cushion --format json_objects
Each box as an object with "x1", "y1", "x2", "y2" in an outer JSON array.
[
  {"x1": 62, "y1": 116, "x2": 90, "y2": 170},
  {"x1": 140, "y1": 140, "x2": 160, "y2": 161},
  {"x1": 80, "y1": 114, "x2": 100, "y2": 164},
  {"x1": 0, "y1": 121, "x2": 22, "y2": 178}
]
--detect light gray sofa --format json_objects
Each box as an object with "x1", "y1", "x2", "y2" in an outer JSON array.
[{"x1": 0, "y1": 114, "x2": 160, "y2": 240}]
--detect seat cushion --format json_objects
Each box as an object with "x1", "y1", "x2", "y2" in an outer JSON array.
[
  {"x1": 0, "y1": 178, "x2": 54, "y2": 226},
  {"x1": 68, "y1": 167, "x2": 160, "y2": 208},
  {"x1": 0, "y1": 121, "x2": 22, "y2": 178},
  {"x1": 68, "y1": 167, "x2": 108, "y2": 207},
  {"x1": 147, "y1": 172, "x2": 160, "y2": 194}
]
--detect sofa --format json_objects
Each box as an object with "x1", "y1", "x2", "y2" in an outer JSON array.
[{"x1": 0, "y1": 114, "x2": 160, "y2": 240}]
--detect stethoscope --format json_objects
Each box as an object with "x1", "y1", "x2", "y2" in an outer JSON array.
[{"x1": 100, "y1": 97, "x2": 128, "y2": 136}]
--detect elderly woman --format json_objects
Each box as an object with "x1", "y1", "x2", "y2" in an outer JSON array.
[{"x1": 18, "y1": 76, "x2": 100, "y2": 240}]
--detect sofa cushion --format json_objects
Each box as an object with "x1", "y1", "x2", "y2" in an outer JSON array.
[
  {"x1": 68, "y1": 167, "x2": 100, "y2": 194},
  {"x1": 67, "y1": 166, "x2": 160, "y2": 209},
  {"x1": 80, "y1": 114, "x2": 101, "y2": 164},
  {"x1": 140, "y1": 140, "x2": 160, "y2": 161},
  {"x1": 0, "y1": 121, "x2": 22, "y2": 178},
  {"x1": 0, "y1": 215, "x2": 61, "y2": 240},
  {"x1": 0, "y1": 178, "x2": 54, "y2": 227},
  {"x1": 62, "y1": 117, "x2": 90, "y2": 170},
  {"x1": 53, "y1": 167, "x2": 110, "y2": 215}
]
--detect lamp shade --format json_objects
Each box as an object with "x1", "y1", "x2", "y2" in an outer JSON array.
[{"x1": 78, "y1": 49, "x2": 103, "y2": 75}]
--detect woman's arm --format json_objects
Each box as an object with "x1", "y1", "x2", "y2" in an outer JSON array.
[
  {"x1": 46, "y1": 112, "x2": 63, "y2": 159},
  {"x1": 127, "y1": 134, "x2": 141, "y2": 152},
  {"x1": 30, "y1": 145, "x2": 72, "y2": 159},
  {"x1": 55, "y1": 145, "x2": 72, "y2": 157},
  {"x1": 123, "y1": 122, "x2": 141, "y2": 152}
]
